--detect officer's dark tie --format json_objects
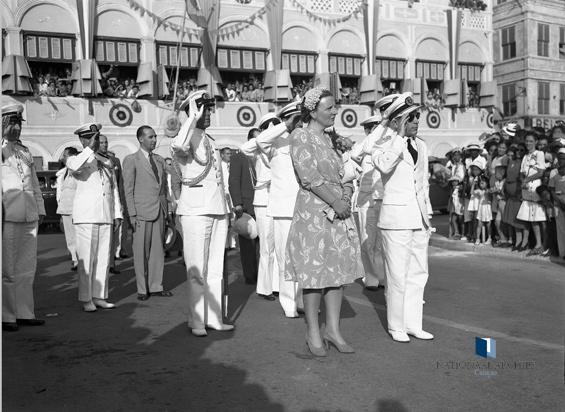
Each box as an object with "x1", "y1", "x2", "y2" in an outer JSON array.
[
  {"x1": 149, "y1": 152, "x2": 159, "y2": 182},
  {"x1": 407, "y1": 138, "x2": 418, "y2": 164}
]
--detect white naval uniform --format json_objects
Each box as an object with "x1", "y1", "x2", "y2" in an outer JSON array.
[
  {"x1": 240, "y1": 137, "x2": 279, "y2": 296},
  {"x1": 66, "y1": 147, "x2": 122, "y2": 303},
  {"x1": 2, "y1": 140, "x2": 46, "y2": 322},
  {"x1": 56, "y1": 167, "x2": 78, "y2": 265},
  {"x1": 171, "y1": 114, "x2": 228, "y2": 330},
  {"x1": 256, "y1": 123, "x2": 302, "y2": 317},
  {"x1": 372, "y1": 131, "x2": 433, "y2": 334},
  {"x1": 350, "y1": 123, "x2": 390, "y2": 288}
]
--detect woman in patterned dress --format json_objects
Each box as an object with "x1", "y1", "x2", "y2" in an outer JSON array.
[{"x1": 285, "y1": 88, "x2": 363, "y2": 356}]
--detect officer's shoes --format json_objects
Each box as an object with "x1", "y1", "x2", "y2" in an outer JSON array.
[
  {"x1": 93, "y1": 299, "x2": 116, "y2": 309},
  {"x1": 207, "y1": 323, "x2": 234, "y2": 332},
  {"x1": 16, "y1": 318, "x2": 45, "y2": 326},
  {"x1": 83, "y1": 301, "x2": 97, "y2": 312},
  {"x1": 191, "y1": 328, "x2": 208, "y2": 337},
  {"x1": 406, "y1": 330, "x2": 434, "y2": 340},
  {"x1": 389, "y1": 331, "x2": 410, "y2": 343},
  {"x1": 2, "y1": 322, "x2": 19, "y2": 332}
]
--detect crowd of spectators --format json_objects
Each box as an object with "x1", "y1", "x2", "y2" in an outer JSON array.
[
  {"x1": 424, "y1": 88, "x2": 445, "y2": 110},
  {"x1": 440, "y1": 122, "x2": 565, "y2": 260},
  {"x1": 225, "y1": 78, "x2": 265, "y2": 102},
  {"x1": 32, "y1": 67, "x2": 73, "y2": 97}
]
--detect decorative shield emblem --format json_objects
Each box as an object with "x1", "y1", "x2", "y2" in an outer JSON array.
[
  {"x1": 426, "y1": 111, "x2": 441, "y2": 129},
  {"x1": 236, "y1": 106, "x2": 257, "y2": 127}
]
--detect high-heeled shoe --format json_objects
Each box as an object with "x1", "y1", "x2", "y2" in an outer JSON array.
[
  {"x1": 322, "y1": 333, "x2": 355, "y2": 354},
  {"x1": 305, "y1": 334, "x2": 327, "y2": 357}
]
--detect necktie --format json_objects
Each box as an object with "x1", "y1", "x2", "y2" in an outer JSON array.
[
  {"x1": 407, "y1": 138, "x2": 418, "y2": 164},
  {"x1": 149, "y1": 152, "x2": 159, "y2": 182}
]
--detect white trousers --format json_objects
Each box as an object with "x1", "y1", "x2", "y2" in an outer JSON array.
[
  {"x1": 255, "y1": 206, "x2": 279, "y2": 295},
  {"x1": 381, "y1": 229, "x2": 430, "y2": 333},
  {"x1": 181, "y1": 215, "x2": 228, "y2": 329},
  {"x1": 556, "y1": 208, "x2": 565, "y2": 257},
  {"x1": 61, "y1": 214, "x2": 78, "y2": 264},
  {"x1": 75, "y1": 223, "x2": 112, "y2": 302},
  {"x1": 358, "y1": 200, "x2": 385, "y2": 287},
  {"x1": 274, "y1": 217, "x2": 301, "y2": 317},
  {"x1": 2, "y1": 221, "x2": 38, "y2": 322}
]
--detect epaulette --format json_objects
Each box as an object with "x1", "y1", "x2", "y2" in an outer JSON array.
[{"x1": 206, "y1": 133, "x2": 215, "y2": 141}]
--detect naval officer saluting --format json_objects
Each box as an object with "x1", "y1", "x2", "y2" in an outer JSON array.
[
  {"x1": 66, "y1": 123, "x2": 122, "y2": 312},
  {"x1": 2, "y1": 104, "x2": 46, "y2": 332},
  {"x1": 371, "y1": 93, "x2": 434, "y2": 343},
  {"x1": 171, "y1": 90, "x2": 234, "y2": 337}
]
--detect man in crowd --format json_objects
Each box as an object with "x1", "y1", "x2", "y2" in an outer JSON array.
[
  {"x1": 98, "y1": 134, "x2": 126, "y2": 274},
  {"x1": 229, "y1": 132, "x2": 259, "y2": 285},
  {"x1": 241, "y1": 116, "x2": 281, "y2": 300},
  {"x1": 256, "y1": 102, "x2": 303, "y2": 318},
  {"x1": 171, "y1": 90, "x2": 233, "y2": 336},
  {"x1": 2, "y1": 104, "x2": 46, "y2": 332},
  {"x1": 123, "y1": 126, "x2": 172, "y2": 301},
  {"x1": 66, "y1": 124, "x2": 122, "y2": 312},
  {"x1": 372, "y1": 93, "x2": 434, "y2": 343},
  {"x1": 350, "y1": 94, "x2": 400, "y2": 291}
]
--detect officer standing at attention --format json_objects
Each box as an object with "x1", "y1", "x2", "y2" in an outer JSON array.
[
  {"x1": 2, "y1": 104, "x2": 46, "y2": 332},
  {"x1": 171, "y1": 90, "x2": 234, "y2": 337},
  {"x1": 66, "y1": 124, "x2": 122, "y2": 312},
  {"x1": 371, "y1": 93, "x2": 434, "y2": 343}
]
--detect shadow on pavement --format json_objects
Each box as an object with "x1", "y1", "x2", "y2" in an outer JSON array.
[{"x1": 3, "y1": 234, "x2": 282, "y2": 411}]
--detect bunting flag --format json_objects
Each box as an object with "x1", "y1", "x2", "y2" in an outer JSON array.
[
  {"x1": 446, "y1": 8, "x2": 462, "y2": 80},
  {"x1": 363, "y1": 0, "x2": 378, "y2": 75},
  {"x1": 290, "y1": 0, "x2": 367, "y2": 25},
  {"x1": 76, "y1": 0, "x2": 96, "y2": 59},
  {"x1": 266, "y1": 0, "x2": 284, "y2": 70}
]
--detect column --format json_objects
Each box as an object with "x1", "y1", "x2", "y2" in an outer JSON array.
[
  {"x1": 140, "y1": 37, "x2": 156, "y2": 70},
  {"x1": 5, "y1": 27, "x2": 22, "y2": 55}
]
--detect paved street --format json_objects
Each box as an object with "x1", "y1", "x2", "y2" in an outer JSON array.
[{"x1": 2, "y1": 230, "x2": 563, "y2": 412}]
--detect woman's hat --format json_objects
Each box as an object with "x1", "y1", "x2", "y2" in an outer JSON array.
[
  {"x1": 469, "y1": 156, "x2": 487, "y2": 171},
  {"x1": 232, "y1": 213, "x2": 258, "y2": 240}
]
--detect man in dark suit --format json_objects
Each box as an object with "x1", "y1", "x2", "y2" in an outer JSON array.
[
  {"x1": 229, "y1": 134, "x2": 259, "y2": 285},
  {"x1": 123, "y1": 125, "x2": 172, "y2": 301}
]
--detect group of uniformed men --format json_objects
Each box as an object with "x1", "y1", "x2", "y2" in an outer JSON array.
[{"x1": 2, "y1": 89, "x2": 433, "y2": 342}]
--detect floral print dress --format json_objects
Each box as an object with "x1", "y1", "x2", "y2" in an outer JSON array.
[{"x1": 284, "y1": 128, "x2": 363, "y2": 289}]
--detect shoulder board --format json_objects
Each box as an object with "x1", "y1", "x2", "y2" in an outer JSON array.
[
  {"x1": 415, "y1": 136, "x2": 425, "y2": 142},
  {"x1": 205, "y1": 134, "x2": 215, "y2": 141},
  {"x1": 16, "y1": 141, "x2": 29, "y2": 150}
]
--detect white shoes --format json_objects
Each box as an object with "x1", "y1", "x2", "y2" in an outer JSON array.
[
  {"x1": 389, "y1": 331, "x2": 410, "y2": 343},
  {"x1": 93, "y1": 299, "x2": 116, "y2": 309},
  {"x1": 208, "y1": 323, "x2": 235, "y2": 332},
  {"x1": 191, "y1": 328, "x2": 208, "y2": 337},
  {"x1": 407, "y1": 330, "x2": 434, "y2": 340},
  {"x1": 83, "y1": 301, "x2": 97, "y2": 312}
]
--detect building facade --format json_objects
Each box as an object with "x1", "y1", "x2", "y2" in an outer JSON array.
[
  {"x1": 493, "y1": 0, "x2": 565, "y2": 131},
  {"x1": 1, "y1": 0, "x2": 495, "y2": 165}
]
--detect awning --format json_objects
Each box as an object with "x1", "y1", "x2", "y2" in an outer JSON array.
[
  {"x1": 70, "y1": 59, "x2": 102, "y2": 96},
  {"x1": 314, "y1": 72, "x2": 342, "y2": 101},
  {"x1": 2, "y1": 54, "x2": 34, "y2": 94}
]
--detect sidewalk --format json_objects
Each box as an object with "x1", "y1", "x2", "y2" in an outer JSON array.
[{"x1": 429, "y1": 233, "x2": 565, "y2": 266}]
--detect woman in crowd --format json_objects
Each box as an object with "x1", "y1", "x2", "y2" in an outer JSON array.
[
  {"x1": 517, "y1": 132, "x2": 547, "y2": 255},
  {"x1": 285, "y1": 87, "x2": 363, "y2": 357},
  {"x1": 55, "y1": 146, "x2": 79, "y2": 271},
  {"x1": 502, "y1": 144, "x2": 528, "y2": 251}
]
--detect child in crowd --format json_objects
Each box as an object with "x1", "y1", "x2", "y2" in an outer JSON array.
[
  {"x1": 491, "y1": 164, "x2": 510, "y2": 247},
  {"x1": 475, "y1": 175, "x2": 492, "y2": 245},
  {"x1": 462, "y1": 158, "x2": 485, "y2": 242},
  {"x1": 448, "y1": 176, "x2": 464, "y2": 239}
]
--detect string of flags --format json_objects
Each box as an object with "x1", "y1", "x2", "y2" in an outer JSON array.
[
  {"x1": 126, "y1": 0, "x2": 366, "y2": 41},
  {"x1": 125, "y1": 0, "x2": 280, "y2": 41},
  {"x1": 290, "y1": 0, "x2": 367, "y2": 25}
]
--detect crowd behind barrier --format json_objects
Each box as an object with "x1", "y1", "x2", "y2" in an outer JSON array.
[{"x1": 438, "y1": 122, "x2": 565, "y2": 259}]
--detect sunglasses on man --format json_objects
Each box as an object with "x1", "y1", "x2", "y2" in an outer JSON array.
[{"x1": 407, "y1": 112, "x2": 421, "y2": 122}]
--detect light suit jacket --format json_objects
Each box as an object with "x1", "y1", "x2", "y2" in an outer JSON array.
[
  {"x1": 122, "y1": 149, "x2": 168, "y2": 221},
  {"x1": 66, "y1": 147, "x2": 122, "y2": 224},
  {"x1": 372, "y1": 131, "x2": 433, "y2": 230},
  {"x1": 256, "y1": 123, "x2": 299, "y2": 218},
  {"x1": 170, "y1": 114, "x2": 227, "y2": 216},
  {"x1": 1, "y1": 140, "x2": 45, "y2": 222}
]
